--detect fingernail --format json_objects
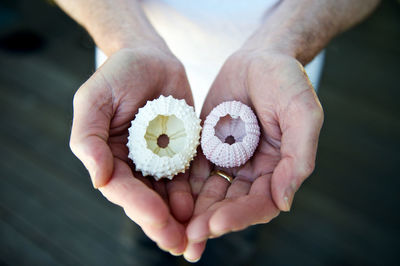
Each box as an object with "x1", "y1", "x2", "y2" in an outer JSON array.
[
  {"x1": 184, "y1": 254, "x2": 201, "y2": 263},
  {"x1": 188, "y1": 230, "x2": 208, "y2": 243},
  {"x1": 156, "y1": 243, "x2": 170, "y2": 253},
  {"x1": 85, "y1": 165, "x2": 99, "y2": 189},
  {"x1": 158, "y1": 244, "x2": 181, "y2": 255},
  {"x1": 188, "y1": 235, "x2": 208, "y2": 243},
  {"x1": 209, "y1": 231, "x2": 225, "y2": 239},
  {"x1": 92, "y1": 178, "x2": 99, "y2": 189},
  {"x1": 283, "y1": 181, "x2": 298, "y2": 211},
  {"x1": 89, "y1": 172, "x2": 98, "y2": 189},
  {"x1": 170, "y1": 237, "x2": 187, "y2": 256},
  {"x1": 283, "y1": 196, "x2": 292, "y2": 211},
  {"x1": 170, "y1": 250, "x2": 184, "y2": 256}
]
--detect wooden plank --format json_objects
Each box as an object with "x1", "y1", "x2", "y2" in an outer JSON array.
[
  {"x1": 0, "y1": 204, "x2": 81, "y2": 266},
  {"x1": 272, "y1": 188, "x2": 396, "y2": 265},
  {"x1": 0, "y1": 170, "x2": 131, "y2": 265},
  {"x1": 0, "y1": 215, "x2": 62, "y2": 266},
  {"x1": 0, "y1": 52, "x2": 79, "y2": 112},
  {"x1": 0, "y1": 82, "x2": 90, "y2": 188},
  {"x1": 0, "y1": 133, "x2": 130, "y2": 238}
]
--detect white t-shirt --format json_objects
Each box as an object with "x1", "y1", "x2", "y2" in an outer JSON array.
[{"x1": 96, "y1": 0, "x2": 324, "y2": 115}]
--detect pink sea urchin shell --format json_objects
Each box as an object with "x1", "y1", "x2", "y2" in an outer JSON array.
[{"x1": 201, "y1": 101, "x2": 260, "y2": 168}]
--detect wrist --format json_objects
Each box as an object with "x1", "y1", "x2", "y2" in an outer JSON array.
[
  {"x1": 56, "y1": 0, "x2": 170, "y2": 56},
  {"x1": 84, "y1": 21, "x2": 170, "y2": 56},
  {"x1": 240, "y1": 0, "x2": 380, "y2": 65},
  {"x1": 107, "y1": 36, "x2": 171, "y2": 57},
  {"x1": 241, "y1": 25, "x2": 331, "y2": 66},
  {"x1": 239, "y1": 0, "x2": 339, "y2": 65}
]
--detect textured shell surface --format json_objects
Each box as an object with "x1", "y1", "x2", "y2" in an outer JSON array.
[
  {"x1": 201, "y1": 101, "x2": 260, "y2": 168},
  {"x1": 127, "y1": 95, "x2": 201, "y2": 180}
]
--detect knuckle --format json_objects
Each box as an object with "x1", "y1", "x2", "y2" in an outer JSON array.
[
  {"x1": 311, "y1": 103, "x2": 324, "y2": 123},
  {"x1": 298, "y1": 160, "x2": 316, "y2": 179},
  {"x1": 169, "y1": 60, "x2": 186, "y2": 77},
  {"x1": 173, "y1": 60, "x2": 185, "y2": 72},
  {"x1": 69, "y1": 136, "x2": 79, "y2": 155},
  {"x1": 72, "y1": 85, "x2": 86, "y2": 107},
  {"x1": 73, "y1": 78, "x2": 96, "y2": 107},
  {"x1": 301, "y1": 98, "x2": 324, "y2": 127},
  {"x1": 72, "y1": 87, "x2": 80, "y2": 104}
]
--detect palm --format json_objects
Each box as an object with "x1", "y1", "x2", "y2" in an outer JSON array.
[
  {"x1": 70, "y1": 48, "x2": 195, "y2": 253},
  {"x1": 185, "y1": 52, "x2": 323, "y2": 259}
]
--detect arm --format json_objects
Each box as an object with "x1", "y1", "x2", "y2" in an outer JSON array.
[
  {"x1": 244, "y1": 0, "x2": 381, "y2": 64},
  {"x1": 54, "y1": 0, "x2": 168, "y2": 55},
  {"x1": 184, "y1": 0, "x2": 381, "y2": 262}
]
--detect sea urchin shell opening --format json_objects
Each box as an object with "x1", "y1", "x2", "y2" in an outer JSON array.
[
  {"x1": 224, "y1": 135, "x2": 235, "y2": 145},
  {"x1": 157, "y1": 134, "x2": 169, "y2": 148},
  {"x1": 215, "y1": 115, "x2": 246, "y2": 144},
  {"x1": 145, "y1": 114, "x2": 186, "y2": 158}
]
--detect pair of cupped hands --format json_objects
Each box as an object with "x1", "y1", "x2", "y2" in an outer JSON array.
[{"x1": 70, "y1": 46, "x2": 323, "y2": 262}]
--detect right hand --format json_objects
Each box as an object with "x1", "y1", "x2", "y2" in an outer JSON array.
[{"x1": 69, "y1": 47, "x2": 194, "y2": 255}]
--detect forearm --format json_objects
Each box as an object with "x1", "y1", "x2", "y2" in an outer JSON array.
[
  {"x1": 54, "y1": 0, "x2": 168, "y2": 55},
  {"x1": 243, "y1": 0, "x2": 381, "y2": 64}
]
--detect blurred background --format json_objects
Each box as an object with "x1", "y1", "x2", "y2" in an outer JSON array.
[{"x1": 0, "y1": 0, "x2": 399, "y2": 265}]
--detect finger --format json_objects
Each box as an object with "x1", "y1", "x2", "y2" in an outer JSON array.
[
  {"x1": 108, "y1": 134, "x2": 130, "y2": 163},
  {"x1": 186, "y1": 174, "x2": 230, "y2": 242},
  {"x1": 142, "y1": 216, "x2": 187, "y2": 255},
  {"x1": 99, "y1": 158, "x2": 186, "y2": 252},
  {"x1": 70, "y1": 83, "x2": 114, "y2": 188},
  {"x1": 183, "y1": 241, "x2": 207, "y2": 263},
  {"x1": 271, "y1": 88, "x2": 324, "y2": 211},
  {"x1": 153, "y1": 179, "x2": 169, "y2": 204},
  {"x1": 189, "y1": 149, "x2": 211, "y2": 198},
  {"x1": 225, "y1": 176, "x2": 252, "y2": 199},
  {"x1": 209, "y1": 175, "x2": 279, "y2": 237},
  {"x1": 166, "y1": 173, "x2": 194, "y2": 223},
  {"x1": 132, "y1": 169, "x2": 154, "y2": 190}
]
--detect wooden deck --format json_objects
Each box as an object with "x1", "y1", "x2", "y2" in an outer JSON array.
[{"x1": 0, "y1": 0, "x2": 399, "y2": 265}]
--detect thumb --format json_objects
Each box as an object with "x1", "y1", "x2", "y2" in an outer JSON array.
[
  {"x1": 271, "y1": 89, "x2": 323, "y2": 211},
  {"x1": 70, "y1": 83, "x2": 114, "y2": 188}
]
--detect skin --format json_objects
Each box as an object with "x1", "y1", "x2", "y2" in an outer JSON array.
[
  {"x1": 55, "y1": 0, "x2": 381, "y2": 262},
  {"x1": 70, "y1": 47, "x2": 194, "y2": 254}
]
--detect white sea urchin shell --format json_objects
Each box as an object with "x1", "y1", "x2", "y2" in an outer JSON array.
[
  {"x1": 127, "y1": 95, "x2": 201, "y2": 180},
  {"x1": 201, "y1": 101, "x2": 260, "y2": 168}
]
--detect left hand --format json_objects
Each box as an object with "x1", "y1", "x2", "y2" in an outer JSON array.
[{"x1": 184, "y1": 50, "x2": 324, "y2": 261}]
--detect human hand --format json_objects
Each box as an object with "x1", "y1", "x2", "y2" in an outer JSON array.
[
  {"x1": 69, "y1": 47, "x2": 195, "y2": 255},
  {"x1": 184, "y1": 50, "x2": 324, "y2": 261}
]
